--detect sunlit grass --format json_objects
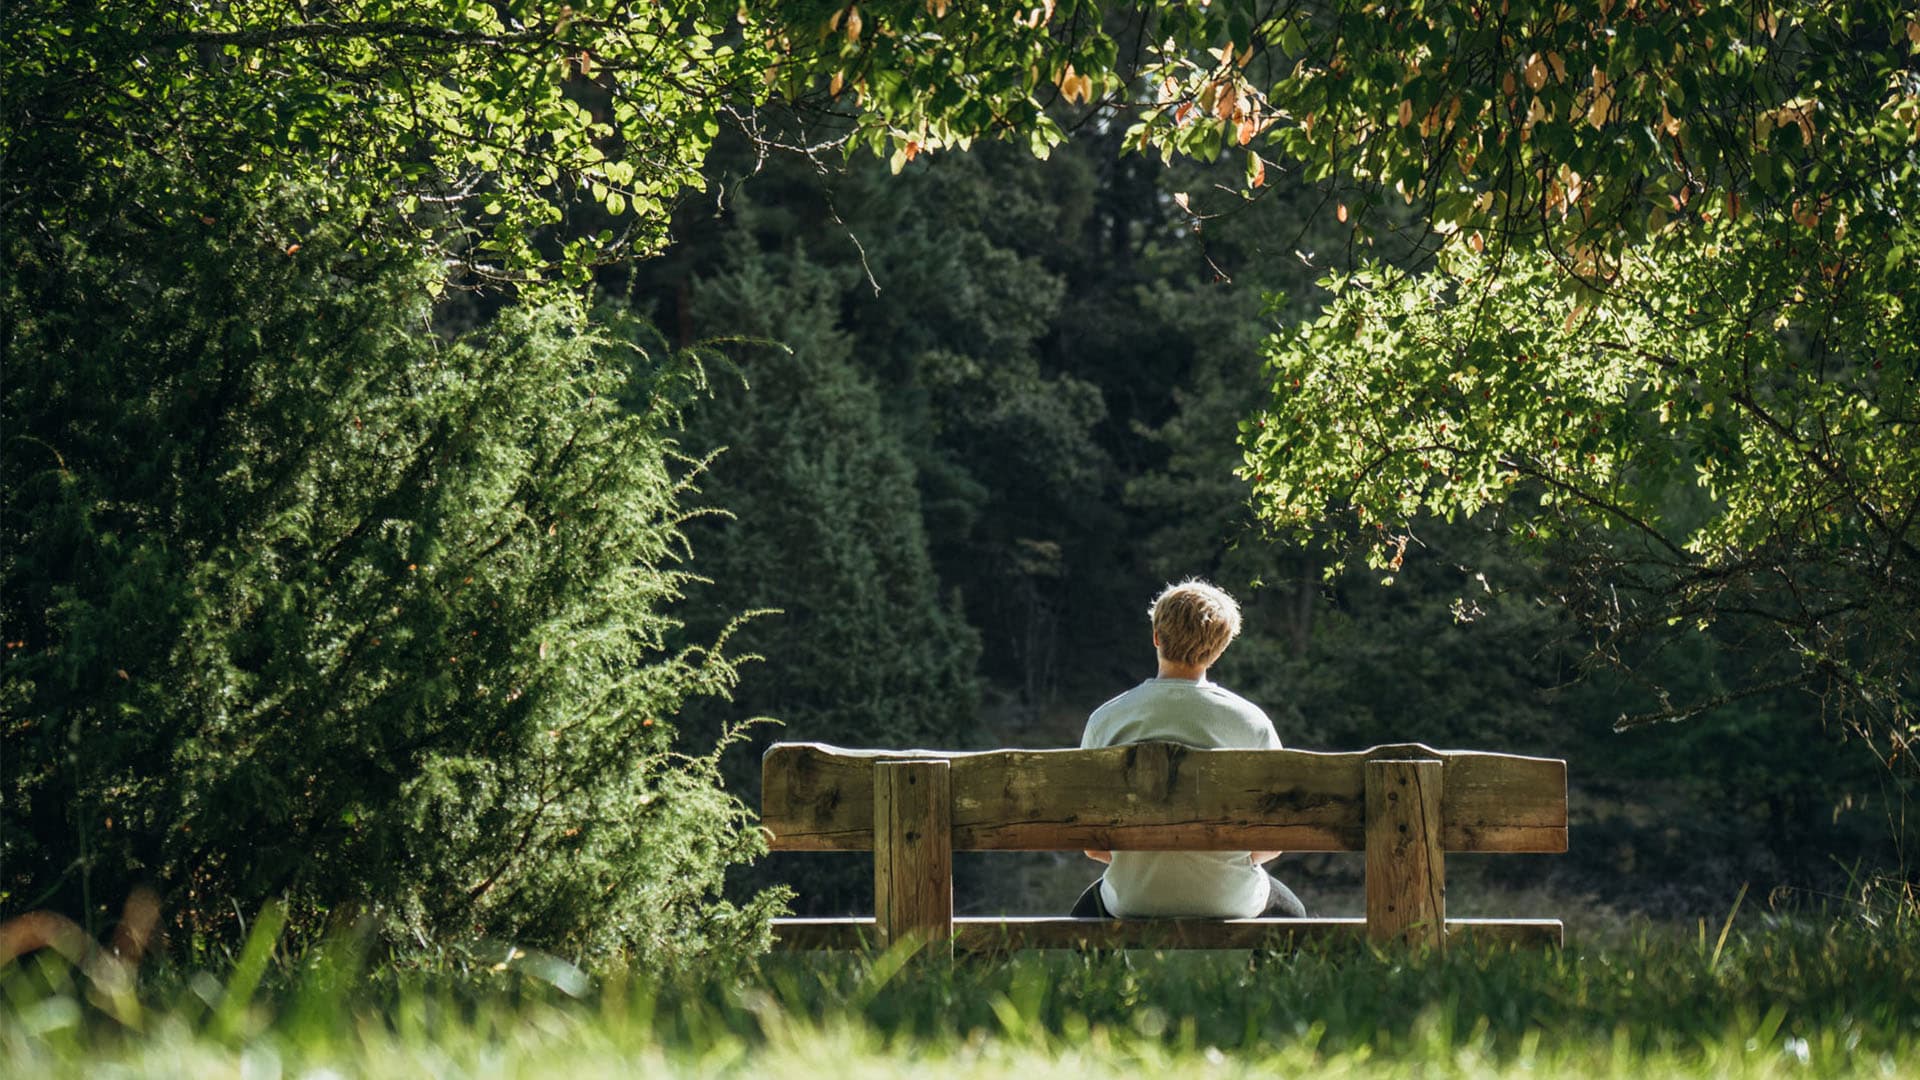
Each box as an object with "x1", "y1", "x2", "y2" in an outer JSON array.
[{"x1": 6, "y1": 908, "x2": 1920, "y2": 1077}]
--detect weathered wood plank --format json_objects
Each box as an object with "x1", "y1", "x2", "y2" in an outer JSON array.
[
  {"x1": 762, "y1": 742, "x2": 1566, "y2": 854},
  {"x1": 769, "y1": 916, "x2": 1565, "y2": 951},
  {"x1": 873, "y1": 760, "x2": 953, "y2": 950},
  {"x1": 1365, "y1": 759, "x2": 1446, "y2": 947}
]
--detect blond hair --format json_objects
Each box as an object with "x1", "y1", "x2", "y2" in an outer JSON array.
[{"x1": 1149, "y1": 579, "x2": 1242, "y2": 667}]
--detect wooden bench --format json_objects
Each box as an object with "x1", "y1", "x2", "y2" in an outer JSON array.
[{"x1": 760, "y1": 741, "x2": 1568, "y2": 953}]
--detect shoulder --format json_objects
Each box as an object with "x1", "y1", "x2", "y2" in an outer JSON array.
[
  {"x1": 1082, "y1": 684, "x2": 1147, "y2": 747},
  {"x1": 1199, "y1": 682, "x2": 1267, "y2": 717},
  {"x1": 1197, "y1": 683, "x2": 1281, "y2": 747},
  {"x1": 1089, "y1": 683, "x2": 1147, "y2": 718},
  {"x1": 1082, "y1": 680, "x2": 1152, "y2": 737}
]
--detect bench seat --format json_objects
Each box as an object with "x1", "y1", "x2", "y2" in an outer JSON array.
[{"x1": 772, "y1": 915, "x2": 1564, "y2": 951}]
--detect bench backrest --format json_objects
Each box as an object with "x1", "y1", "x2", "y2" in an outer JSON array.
[
  {"x1": 761, "y1": 741, "x2": 1567, "y2": 854},
  {"x1": 760, "y1": 741, "x2": 1567, "y2": 951}
]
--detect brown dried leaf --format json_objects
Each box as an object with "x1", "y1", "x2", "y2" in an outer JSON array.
[
  {"x1": 1586, "y1": 87, "x2": 1613, "y2": 128},
  {"x1": 1523, "y1": 53, "x2": 1548, "y2": 91},
  {"x1": 1216, "y1": 86, "x2": 1238, "y2": 122}
]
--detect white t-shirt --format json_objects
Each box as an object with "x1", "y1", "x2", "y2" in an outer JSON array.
[{"x1": 1080, "y1": 677, "x2": 1281, "y2": 918}]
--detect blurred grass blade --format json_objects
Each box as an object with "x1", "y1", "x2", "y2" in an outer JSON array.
[
  {"x1": 1709, "y1": 883, "x2": 1749, "y2": 972},
  {"x1": 851, "y1": 937, "x2": 923, "y2": 1009},
  {"x1": 211, "y1": 900, "x2": 286, "y2": 1041}
]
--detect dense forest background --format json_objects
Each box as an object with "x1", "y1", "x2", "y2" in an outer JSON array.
[{"x1": 605, "y1": 132, "x2": 1910, "y2": 923}]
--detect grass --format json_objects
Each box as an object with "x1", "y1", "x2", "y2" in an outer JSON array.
[{"x1": 5, "y1": 908, "x2": 1920, "y2": 1077}]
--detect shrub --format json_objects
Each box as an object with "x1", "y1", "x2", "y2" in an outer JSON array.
[{"x1": 0, "y1": 173, "x2": 777, "y2": 963}]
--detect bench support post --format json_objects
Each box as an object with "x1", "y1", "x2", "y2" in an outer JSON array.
[
  {"x1": 1365, "y1": 758, "x2": 1446, "y2": 948},
  {"x1": 873, "y1": 759, "x2": 953, "y2": 953}
]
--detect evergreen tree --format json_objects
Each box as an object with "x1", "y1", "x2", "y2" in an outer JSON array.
[
  {"x1": 1, "y1": 172, "x2": 776, "y2": 961},
  {"x1": 677, "y1": 218, "x2": 982, "y2": 754},
  {"x1": 656, "y1": 218, "x2": 983, "y2": 912}
]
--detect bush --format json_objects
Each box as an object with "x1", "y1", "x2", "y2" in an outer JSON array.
[{"x1": 0, "y1": 173, "x2": 778, "y2": 963}]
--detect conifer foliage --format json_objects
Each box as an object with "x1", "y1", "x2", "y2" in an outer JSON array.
[
  {"x1": 678, "y1": 224, "x2": 982, "y2": 753},
  {"x1": 0, "y1": 176, "x2": 775, "y2": 960}
]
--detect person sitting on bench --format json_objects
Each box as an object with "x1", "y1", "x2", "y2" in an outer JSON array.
[{"x1": 1072, "y1": 579, "x2": 1310, "y2": 920}]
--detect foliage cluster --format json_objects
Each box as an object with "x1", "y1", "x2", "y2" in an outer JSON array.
[
  {"x1": 3, "y1": 0, "x2": 746, "y2": 280},
  {"x1": 1158, "y1": 0, "x2": 1920, "y2": 745},
  {"x1": 1253, "y1": 215, "x2": 1918, "y2": 741},
  {"x1": 1, "y1": 1, "x2": 1142, "y2": 282}
]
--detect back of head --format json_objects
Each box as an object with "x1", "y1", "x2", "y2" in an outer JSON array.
[{"x1": 1149, "y1": 579, "x2": 1242, "y2": 668}]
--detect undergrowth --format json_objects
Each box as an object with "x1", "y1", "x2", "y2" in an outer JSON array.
[{"x1": 4, "y1": 902, "x2": 1919, "y2": 1077}]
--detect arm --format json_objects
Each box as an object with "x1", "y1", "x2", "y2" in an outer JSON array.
[
  {"x1": 1250, "y1": 851, "x2": 1283, "y2": 865},
  {"x1": 1084, "y1": 850, "x2": 1112, "y2": 863}
]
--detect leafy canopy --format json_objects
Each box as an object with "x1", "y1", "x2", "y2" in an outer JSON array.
[
  {"x1": 3, "y1": 1, "x2": 1128, "y2": 283},
  {"x1": 1203, "y1": 2, "x2": 1920, "y2": 744}
]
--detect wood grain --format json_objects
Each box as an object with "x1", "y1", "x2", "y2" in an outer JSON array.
[
  {"x1": 873, "y1": 759, "x2": 953, "y2": 950},
  {"x1": 762, "y1": 741, "x2": 1566, "y2": 854},
  {"x1": 1365, "y1": 759, "x2": 1446, "y2": 947}
]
